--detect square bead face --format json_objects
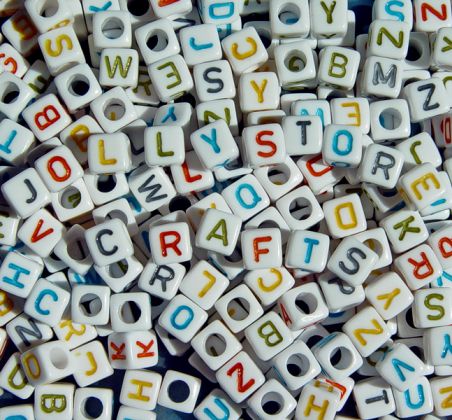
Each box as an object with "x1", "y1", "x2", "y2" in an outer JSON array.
[
  {"x1": 145, "y1": 126, "x2": 185, "y2": 167},
  {"x1": 323, "y1": 193, "x2": 367, "y2": 239},
  {"x1": 179, "y1": 23, "x2": 222, "y2": 67},
  {"x1": 99, "y1": 48, "x2": 139, "y2": 88},
  {"x1": 0, "y1": 252, "x2": 43, "y2": 298},
  {"x1": 285, "y1": 230, "x2": 330, "y2": 273},
  {"x1": 327, "y1": 236, "x2": 378, "y2": 286},
  {"x1": 239, "y1": 72, "x2": 281, "y2": 113},
  {"x1": 23, "y1": 94, "x2": 72, "y2": 142},
  {"x1": 216, "y1": 351, "x2": 265, "y2": 403},
  {"x1": 365, "y1": 273, "x2": 414, "y2": 320},
  {"x1": 393, "y1": 376, "x2": 433, "y2": 418},
  {"x1": 179, "y1": 260, "x2": 229, "y2": 310},
  {"x1": 241, "y1": 228, "x2": 282, "y2": 270},
  {"x1": 215, "y1": 285, "x2": 264, "y2": 333},
  {"x1": 190, "y1": 120, "x2": 239, "y2": 170},
  {"x1": 367, "y1": 20, "x2": 410, "y2": 60},
  {"x1": 149, "y1": 222, "x2": 192, "y2": 265},
  {"x1": 353, "y1": 377, "x2": 396, "y2": 420},
  {"x1": 120, "y1": 369, "x2": 161, "y2": 410},
  {"x1": 158, "y1": 294, "x2": 207, "y2": 343},
  {"x1": 318, "y1": 46, "x2": 360, "y2": 90},
  {"x1": 380, "y1": 210, "x2": 428, "y2": 254},
  {"x1": 23, "y1": 278, "x2": 70, "y2": 327},
  {"x1": 282, "y1": 115, "x2": 323, "y2": 156},
  {"x1": 376, "y1": 343, "x2": 427, "y2": 392},
  {"x1": 343, "y1": 306, "x2": 391, "y2": 357},
  {"x1": 222, "y1": 27, "x2": 268, "y2": 75},
  {"x1": 413, "y1": 288, "x2": 452, "y2": 328},
  {"x1": 323, "y1": 124, "x2": 363, "y2": 168}
]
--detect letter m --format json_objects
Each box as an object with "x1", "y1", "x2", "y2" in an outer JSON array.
[{"x1": 373, "y1": 62, "x2": 398, "y2": 88}]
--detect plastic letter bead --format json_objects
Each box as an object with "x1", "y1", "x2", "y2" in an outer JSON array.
[
  {"x1": 34, "y1": 383, "x2": 75, "y2": 420},
  {"x1": 157, "y1": 370, "x2": 200, "y2": 413},
  {"x1": 343, "y1": 306, "x2": 391, "y2": 357},
  {"x1": 74, "y1": 387, "x2": 113, "y2": 420},
  {"x1": 120, "y1": 369, "x2": 161, "y2": 411},
  {"x1": 216, "y1": 351, "x2": 265, "y2": 403},
  {"x1": 194, "y1": 388, "x2": 242, "y2": 420}
]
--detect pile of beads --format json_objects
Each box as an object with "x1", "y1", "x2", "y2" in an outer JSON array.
[{"x1": 0, "y1": 0, "x2": 451, "y2": 419}]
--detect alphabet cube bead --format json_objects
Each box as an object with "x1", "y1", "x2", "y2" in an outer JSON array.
[
  {"x1": 99, "y1": 48, "x2": 139, "y2": 88},
  {"x1": 120, "y1": 369, "x2": 161, "y2": 411},
  {"x1": 285, "y1": 230, "x2": 330, "y2": 273},
  {"x1": 179, "y1": 260, "x2": 229, "y2": 310},
  {"x1": 135, "y1": 18, "x2": 180, "y2": 66},
  {"x1": 179, "y1": 23, "x2": 222, "y2": 67},
  {"x1": 413, "y1": 288, "x2": 452, "y2": 328},
  {"x1": 365, "y1": 272, "x2": 414, "y2": 320},
  {"x1": 21, "y1": 340, "x2": 75, "y2": 386},
  {"x1": 90, "y1": 87, "x2": 138, "y2": 133},
  {"x1": 149, "y1": 222, "x2": 192, "y2": 265},
  {"x1": 323, "y1": 124, "x2": 363, "y2": 168},
  {"x1": 24, "y1": 0, "x2": 73, "y2": 33},
  {"x1": 85, "y1": 219, "x2": 134, "y2": 266},
  {"x1": 367, "y1": 20, "x2": 410, "y2": 59},
  {"x1": 0, "y1": 352, "x2": 35, "y2": 399},
  {"x1": 403, "y1": 78, "x2": 449, "y2": 122},
  {"x1": 239, "y1": 72, "x2": 281, "y2": 113},
  {"x1": 191, "y1": 320, "x2": 242, "y2": 371},
  {"x1": 0, "y1": 119, "x2": 35, "y2": 165},
  {"x1": 71, "y1": 285, "x2": 111, "y2": 326},
  {"x1": 38, "y1": 26, "x2": 85, "y2": 76},
  {"x1": 0, "y1": 72, "x2": 34, "y2": 122},
  {"x1": 282, "y1": 115, "x2": 323, "y2": 156},
  {"x1": 0, "y1": 251, "x2": 43, "y2": 298},
  {"x1": 376, "y1": 342, "x2": 427, "y2": 391},
  {"x1": 312, "y1": 332, "x2": 363, "y2": 381},
  {"x1": 318, "y1": 46, "x2": 360, "y2": 90},
  {"x1": 144, "y1": 126, "x2": 185, "y2": 167},
  {"x1": 343, "y1": 306, "x2": 391, "y2": 357},
  {"x1": 149, "y1": 54, "x2": 194, "y2": 103},
  {"x1": 323, "y1": 193, "x2": 367, "y2": 239},
  {"x1": 54, "y1": 63, "x2": 102, "y2": 113},
  {"x1": 74, "y1": 387, "x2": 113, "y2": 420},
  {"x1": 394, "y1": 244, "x2": 443, "y2": 290},
  {"x1": 157, "y1": 369, "x2": 200, "y2": 413},
  {"x1": 193, "y1": 60, "x2": 236, "y2": 102},
  {"x1": 88, "y1": 133, "x2": 132, "y2": 174},
  {"x1": 23, "y1": 94, "x2": 72, "y2": 142},
  {"x1": 221, "y1": 27, "x2": 268, "y2": 75},
  {"x1": 295, "y1": 380, "x2": 341, "y2": 420},
  {"x1": 278, "y1": 283, "x2": 329, "y2": 330},
  {"x1": 159, "y1": 294, "x2": 208, "y2": 343},
  {"x1": 215, "y1": 285, "x2": 264, "y2": 333},
  {"x1": 428, "y1": 224, "x2": 452, "y2": 269},
  {"x1": 72, "y1": 339, "x2": 113, "y2": 387},
  {"x1": 138, "y1": 262, "x2": 186, "y2": 301},
  {"x1": 353, "y1": 377, "x2": 396, "y2": 419},
  {"x1": 361, "y1": 56, "x2": 403, "y2": 98},
  {"x1": 327, "y1": 236, "x2": 378, "y2": 286},
  {"x1": 393, "y1": 376, "x2": 434, "y2": 418},
  {"x1": 380, "y1": 210, "x2": 428, "y2": 254},
  {"x1": 245, "y1": 311, "x2": 294, "y2": 361},
  {"x1": 413, "y1": 0, "x2": 452, "y2": 32},
  {"x1": 110, "y1": 292, "x2": 152, "y2": 332},
  {"x1": 190, "y1": 120, "x2": 239, "y2": 169},
  {"x1": 34, "y1": 383, "x2": 75, "y2": 420},
  {"x1": 17, "y1": 209, "x2": 65, "y2": 258},
  {"x1": 216, "y1": 351, "x2": 265, "y2": 403},
  {"x1": 195, "y1": 208, "x2": 242, "y2": 256},
  {"x1": 241, "y1": 228, "x2": 282, "y2": 270},
  {"x1": 0, "y1": 43, "x2": 29, "y2": 77},
  {"x1": 221, "y1": 174, "x2": 270, "y2": 221}
]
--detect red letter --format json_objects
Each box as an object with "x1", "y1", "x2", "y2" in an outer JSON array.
[
  {"x1": 160, "y1": 231, "x2": 182, "y2": 257},
  {"x1": 47, "y1": 155, "x2": 71, "y2": 182},
  {"x1": 253, "y1": 236, "x2": 272, "y2": 262},
  {"x1": 439, "y1": 237, "x2": 452, "y2": 258},
  {"x1": 256, "y1": 130, "x2": 276, "y2": 158},
  {"x1": 136, "y1": 339, "x2": 155, "y2": 358},
  {"x1": 279, "y1": 303, "x2": 292, "y2": 325},
  {"x1": 35, "y1": 105, "x2": 60, "y2": 130},
  {"x1": 306, "y1": 154, "x2": 333, "y2": 176},
  {"x1": 30, "y1": 219, "x2": 54, "y2": 243},
  {"x1": 110, "y1": 342, "x2": 126, "y2": 360},
  {"x1": 408, "y1": 252, "x2": 434, "y2": 279},
  {"x1": 226, "y1": 362, "x2": 255, "y2": 393},
  {"x1": 182, "y1": 162, "x2": 202, "y2": 183},
  {"x1": 421, "y1": 3, "x2": 448, "y2": 21}
]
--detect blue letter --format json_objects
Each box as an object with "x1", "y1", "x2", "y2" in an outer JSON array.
[
  {"x1": 35, "y1": 289, "x2": 58, "y2": 315},
  {"x1": 2, "y1": 263, "x2": 30, "y2": 289},
  {"x1": 200, "y1": 128, "x2": 220, "y2": 153},
  {"x1": 170, "y1": 305, "x2": 194, "y2": 330},
  {"x1": 235, "y1": 183, "x2": 262, "y2": 209}
]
